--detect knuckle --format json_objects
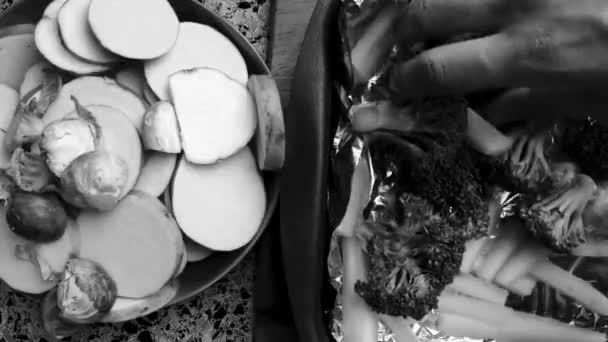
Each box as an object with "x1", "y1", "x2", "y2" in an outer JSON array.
[
  {"x1": 522, "y1": 27, "x2": 558, "y2": 62},
  {"x1": 418, "y1": 54, "x2": 448, "y2": 87}
]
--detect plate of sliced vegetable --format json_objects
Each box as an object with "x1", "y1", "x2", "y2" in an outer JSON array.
[{"x1": 0, "y1": 0, "x2": 283, "y2": 338}]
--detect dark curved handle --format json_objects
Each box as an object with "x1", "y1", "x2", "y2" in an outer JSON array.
[{"x1": 280, "y1": 0, "x2": 339, "y2": 341}]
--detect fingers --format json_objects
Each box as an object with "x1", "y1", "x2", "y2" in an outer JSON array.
[
  {"x1": 351, "y1": 6, "x2": 400, "y2": 83},
  {"x1": 395, "y1": 0, "x2": 514, "y2": 45},
  {"x1": 466, "y1": 109, "x2": 514, "y2": 156},
  {"x1": 390, "y1": 14, "x2": 608, "y2": 99},
  {"x1": 481, "y1": 87, "x2": 608, "y2": 127},
  {"x1": 389, "y1": 33, "x2": 518, "y2": 98},
  {"x1": 350, "y1": 102, "x2": 514, "y2": 156},
  {"x1": 350, "y1": 102, "x2": 417, "y2": 132}
]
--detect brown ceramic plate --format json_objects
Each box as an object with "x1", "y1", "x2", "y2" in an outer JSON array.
[{"x1": 0, "y1": 0, "x2": 278, "y2": 306}]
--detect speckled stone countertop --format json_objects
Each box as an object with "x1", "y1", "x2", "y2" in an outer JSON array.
[{"x1": 0, "y1": 0, "x2": 270, "y2": 341}]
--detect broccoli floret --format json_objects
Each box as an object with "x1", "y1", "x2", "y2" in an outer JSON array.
[
  {"x1": 353, "y1": 97, "x2": 490, "y2": 320},
  {"x1": 405, "y1": 97, "x2": 468, "y2": 144},
  {"x1": 518, "y1": 174, "x2": 598, "y2": 252},
  {"x1": 355, "y1": 192, "x2": 466, "y2": 320},
  {"x1": 558, "y1": 117, "x2": 608, "y2": 180},
  {"x1": 367, "y1": 128, "x2": 486, "y2": 223},
  {"x1": 472, "y1": 132, "x2": 556, "y2": 194}
]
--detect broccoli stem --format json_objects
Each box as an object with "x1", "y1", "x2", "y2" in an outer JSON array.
[
  {"x1": 508, "y1": 133, "x2": 551, "y2": 187},
  {"x1": 438, "y1": 292, "x2": 605, "y2": 342},
  {"x1": 506, "y1": 276, "x2": 537, "y2": 297},
  {"x1": 341, "y1": 237, "x2": 378, "y2": 342},
  {"x1": 528, "y1": 174, "x2": 597, "y2": 250},
  {"x1": 534, "y1": 174, "x2": 596, "y2": 216},
  {"x1": 475, "y1": 218, "x2": 526, "y2": 282},
  {"x1": 377, "y1": 314, "x2": 418, "y2": 342},
  {"x1": 437, "y1": 312, "x2": 499, "y2": 340},
  {"x1": 530, "y1": 259, "x2": 608, "y2": 316},
  {"x1": 447, "y1": 274, "x2": 508, "y2": 305},
  {"x1": 336, "y1": 159, "x2": 372, "y2": 238},
  {"x1": 493, "y1": 240, "x2": 548, "y2": 288},
  {"x1": 460, "y1": 238, "x2": 488, "y2": 274}
]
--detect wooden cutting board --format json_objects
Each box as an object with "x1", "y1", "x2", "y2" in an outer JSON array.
[{"x1": 268, "y1": 0, "x2": 318, "y2": 107}]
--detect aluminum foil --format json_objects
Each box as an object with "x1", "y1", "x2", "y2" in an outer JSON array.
[{"x1": 326, "y1": 0, "x2": 608, "y2": 341}]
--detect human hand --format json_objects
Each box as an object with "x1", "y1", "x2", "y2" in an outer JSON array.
[{"x1": 386, "y1": 0, "x2": 608, "y2": 124}]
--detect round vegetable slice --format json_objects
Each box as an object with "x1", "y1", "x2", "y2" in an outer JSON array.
[
  {"x1": 58, "y1": 0, "x2": 119, "y2": 65},
  {"x1": 184, "y1": 235, "x2": 213, "y2": 262},
  {"x1": 35, "y1": 4, "x2": 109, "y2": 75},
  {"x1": 247, "y1": 74, "x2": 286, "y2": 171},
  {"x1": 144, "y1": 22, "x2": 248, "y2": 100},
  {"x1": 0, "y1": 84, "x2": 19, "y2": 130},
  {"x1": 0, "y1": 34, "x2": 44, "y2": 90},
  {"x1": 43, "y1": 76, "x2": 147, "y2": 134},
  {"x1": 172, "y1": 147, "x2": 266, "y2": 251},
  {"x1": 0, "y1": 85, "x2": 20, "y2": 169},
  {"x1": 142, "y1": 101, "x2": 181, "y2": 153},
  {"x1": 88, "y1": 0, "x2": 179, "y2": 60},
  {"x1": 44, "y1": 0, "x2": 68, "y2": 17},
  {"x1": 100, "y1": 280, "x2": 178, "y2": 323},
  {"x1": 133, "y1": 151, "x2": 177, "y2": 198},
  {"x1": 77, "y1": 192, "x2": 183, "y2": 298},
  {"x1": 170, "y1": 68, "x2": 256, "y2": 164}
]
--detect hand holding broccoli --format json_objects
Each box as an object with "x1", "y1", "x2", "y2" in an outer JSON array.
[{"x1": 354, "y1": 0, "x2": 608, "y2": 124}]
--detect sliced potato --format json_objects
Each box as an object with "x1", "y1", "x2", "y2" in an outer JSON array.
[
  {"x1": 142, "y1": 101, "x2": 181, "y2": 153},
  {"x1": 184, "y1": 235, "x2": 213, "y2": 263},
  {"x1": 44, "y1": 0, "x2": 67, "y2": 17},
  {"x1": 78, "y1": 192, "x2": 183, "y2": 298},
  {"x1": 247, "y1": 74, "x2": 286, "y2": 170},
  {"x1": 0, "y1": 131, "x2": 13, "y2": 169},
  {"x1": 172, "y1": 148, "x2": 266, "y2": 251},
  {"x1": 58, "y1": 0, "x2": 120, "y2": 64},
  {"x1": 35, "y1": 2, "x2": 109, "y2": 75},
  {"x1": 134, "y1": 151, "x2": 177, "y2": 198},
  {"x1": 170, "y1": 68, "x2": 256, "y2": 165},
  {"x1": 0, "y1": 84, "x2": 19, "y2": 131},
  {"x1": 0, "y1": 34, "x2": 44, "y2": 90},
  {"x1": 0, "y1": 85, "x2": 19, "y2": 168},
  {"x1": 145, "y1": 22, "x2": 248, "y2": 100},
  {"x1": 88, "y1": 0, "x2": 179, "y2": 60},
  {"x1": 101, "y1": 280, "x2": 178, "y2": 323},
  {"x1": 43, "y1": 76, "x2": 147, "y2": 133}
]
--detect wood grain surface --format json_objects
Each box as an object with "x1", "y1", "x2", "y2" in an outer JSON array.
[{"x1": 268, "y1": 0, "x2": 318, "y2": 107}]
